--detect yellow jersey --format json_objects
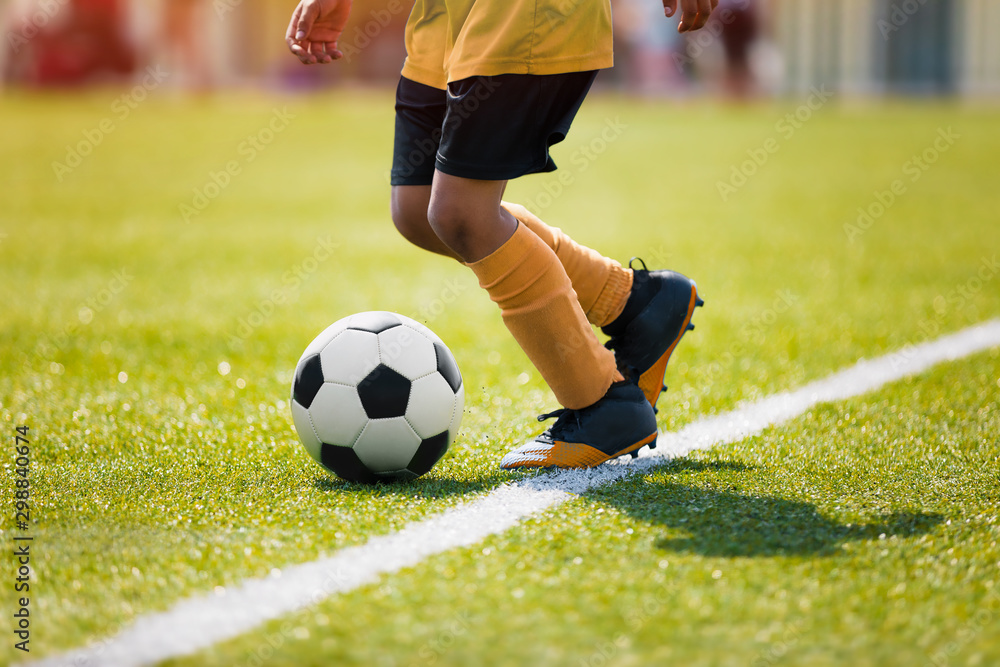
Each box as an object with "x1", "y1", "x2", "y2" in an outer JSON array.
[{"x1": 401, "y1": 0, "x2": 614, "y2": 90}]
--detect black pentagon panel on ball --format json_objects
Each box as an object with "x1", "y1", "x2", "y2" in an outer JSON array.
[
  {"x1": 292, "y1": 353, "x2": 325, "y2": 409},
  {"x1": 346, "y1": 311, "x2": 402, "y2": 334},
  {"x1": 407, "y1": 431, "x2": 450, "y2": 477},
  {"x1": 434, "y1": 341, "x2": 463, "y2": 393},
  {"x1": 357, "y1": 364, "x2": 411, "y2": 419},
  {"x1": 320, "y1": 443, "x2": 379, "y2": 484}
]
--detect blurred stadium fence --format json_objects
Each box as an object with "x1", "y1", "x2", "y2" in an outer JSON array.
[{"x1": 1, "y1": 0, "x2": 997, "y2": 96}]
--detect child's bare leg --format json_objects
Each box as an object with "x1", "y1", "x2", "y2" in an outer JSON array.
[
  {"x1": 391, "y1": 184, "x2": 631, "y2": 324},
  {"x1": 425, "y1": 173, "x2": 516, "y2": 262},
  {"x1": 390, "y1": 184, "x2": 460, "y2": 260}
]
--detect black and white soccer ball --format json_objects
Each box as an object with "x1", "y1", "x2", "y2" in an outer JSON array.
[{"x1": 290, "y1": 311, "x2": 464, "y2": 483}]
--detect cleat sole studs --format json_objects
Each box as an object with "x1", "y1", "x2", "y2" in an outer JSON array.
[
  {"x1": 696, "y1": 297, "x2": 705, "y2": 307},
  {"x1": 686, "y1": 323, "x2": 695, "y2": 332},
  {"x1": 630, "y1": 450, "x2": 640, "y2": 459}
]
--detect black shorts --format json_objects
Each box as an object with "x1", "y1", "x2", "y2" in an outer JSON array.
[{"x1": 390, "y1": 71, "x2": 598, "y2": 186}]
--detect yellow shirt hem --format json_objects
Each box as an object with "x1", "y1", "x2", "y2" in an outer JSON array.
[{"x1": 402, "y1": 53, "x2": 614, "y2": 91}]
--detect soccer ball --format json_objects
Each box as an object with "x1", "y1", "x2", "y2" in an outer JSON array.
[{"x1": 290, "y1": 311, "x2": 464, "y2": 483}]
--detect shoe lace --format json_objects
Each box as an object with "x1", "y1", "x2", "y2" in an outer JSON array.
[
  {"x1": 628, "y1": 257, "x2": 649, "y2": 272},
  {"x1": 536, "y1": 407, "x2": 582, "y2": 441}
]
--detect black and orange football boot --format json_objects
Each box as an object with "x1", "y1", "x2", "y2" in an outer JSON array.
[
  {"x1": 499, "y1": 379, "x2": 658, "y2": 470},
  {"x1": 602, "y1": 259, "x2": 703, "y2": 410}
]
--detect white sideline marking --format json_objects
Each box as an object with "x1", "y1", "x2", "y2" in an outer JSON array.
[{"x1": 28, "y1": 319, "x2": 1000, "y2": 667}]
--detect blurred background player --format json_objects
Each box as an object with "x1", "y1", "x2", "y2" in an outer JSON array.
[
  {"x1": 717, "y1": 0, "x2": 757, "y2": 97},
  {"x1": 612, "y1": 0, "x2": 690, "y2": 95},
  {"x1": 2, "y1": 0, "x2": 134, "y2": 85},
  {"x1": 161, "y1": 0, "x2": 212, "y2": 91}
]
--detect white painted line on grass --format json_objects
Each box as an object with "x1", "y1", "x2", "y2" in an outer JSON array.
[
  {"x1": 649, "y1": 318, "x2": 1000, "y2": 460},
  {"x1": 28, "y1": 319, "x2": 1000, "y2": 667}
]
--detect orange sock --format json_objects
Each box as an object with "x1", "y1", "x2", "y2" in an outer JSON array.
[
  {"x1": 467, "y1": 223, "x2": 620, "y2": 410},
  {"x1": 501, "y1": 202, "x2": 633, "y2": 327}
]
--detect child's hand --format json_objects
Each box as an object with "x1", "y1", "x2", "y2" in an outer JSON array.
[
  {"x1": 286, "y1": 0, "x2": 353, "y2": 64},
  {"x1": 663, "y1": 0, "x2": 718, "y2": 33}
]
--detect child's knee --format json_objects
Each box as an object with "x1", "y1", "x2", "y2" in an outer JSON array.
[
  {"x1": 390, "y1": 192, "x2": 433, "y2": 247},
  {"x1": 390, "y1": 203, "x2": 420, "y2": 242},
  {"x1": 426, "y1": 195, "x2": 475, "y2": 242}
]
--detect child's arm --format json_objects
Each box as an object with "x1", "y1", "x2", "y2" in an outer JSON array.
[
  {"x1": 663, "y1": 0, "x2": 718, "y2": 33},
  {"x1": 286, "y1": 0, "x2": 353, "y2": 64}
]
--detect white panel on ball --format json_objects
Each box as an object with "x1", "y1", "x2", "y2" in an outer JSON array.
[
  {"x1": 401, "y1": 318, "x2": 444, "y2": 345},
  {"x1": 309, "y1": 383, "x2": 368, "y2": 447},
  {"x1": 299, "y1": 319, "x2": 352, "y2": 360},
  {"x1": 290, "y1": 399, "x2": 324, "y2": 462},
  {"x1": 320, "y1": 329, "x2": 380, "y2": 386},
  {"x1": 354, "y1": 417, "x2": 422, "y2": 471},
  {"x1": 405, "y1": 373, "x2": 458, "y2": 439},
  {"x1": 378, "y1": 325, "x2": 437, "y2": 379}
]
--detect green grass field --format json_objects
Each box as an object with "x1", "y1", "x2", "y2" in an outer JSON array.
[{"x1": 1, "y1": 90, "x2": 998, "y2": 666}]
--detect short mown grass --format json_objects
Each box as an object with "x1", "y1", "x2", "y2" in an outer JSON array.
[
  {"x1": 0, "y1": 91, "x2": 997, "y2": 662},
  {"x1": 172, "y1": 350, "x2": 1000, "y2": 667}
]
